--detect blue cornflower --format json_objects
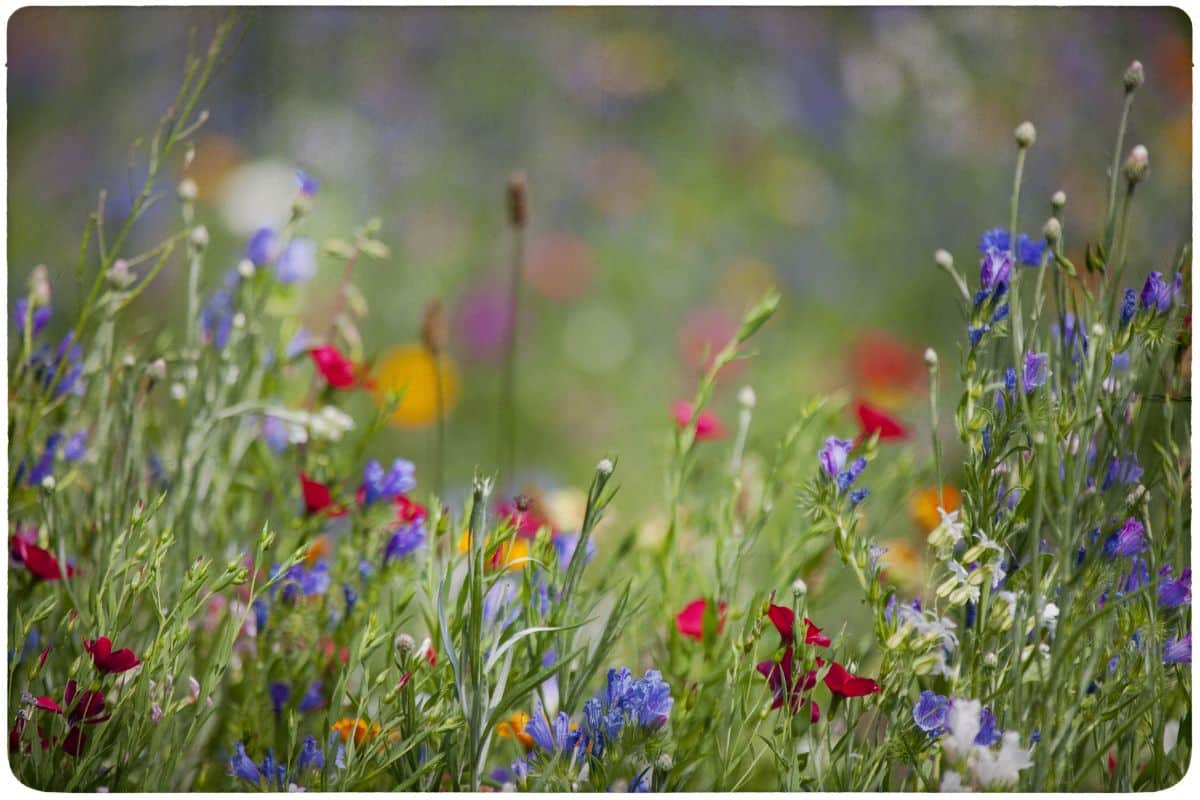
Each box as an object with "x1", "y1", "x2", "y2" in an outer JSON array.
[
  {"x1": 246, "y1": 227, "x2": 278, "y2": 266},
  {"x1": 979, "y1": 228, "x2": 1009, "y2": 253},
  {"x1": 978, "y1": 249, "x2": 1013, "y2": 304},
  {"x1": 63, "y1": 431, "x2": 87, "y2": 462},
  {"x1": 1163, "y1": 632, "x2": 1191, "y2": 665},
  {"x1": 1119, "y1": 288, "x2": 1137, "y2": 327},
  {"x1": 383, "y1": 522, "x2": 425, "y2": 563},
  {"x1": 274, "y1": 239, "x2": 318, "y2": 285},
  {"x1": 818, "y1": 436, "x2": 854, "y2": 478},
  {"x1": 977, "y1": 228, "x2": 1042, "y2": 266},
  {"x1": 298, "y1": 681, "x2": 325, "y2": 712},
  {"x1": 849, "y1": 487, "x2": 870, "y2": 507},
  {"x1": 269, "y1": 682, "x2": 290, "y2": 715},
  {"x1": 13, "y1": 298, "x2": 51, "y2": 336},
  {"x1": 298, "y1": 735, "x2": 324, "y2": 771},
  {"x1": 229, "y1": 742, "x2": 261, "y2": 784},
  {"x1": 912, "y1": 690, "x2": 950, "y2": 737},
  {"x1": 1158, "y1": 567, "x2": 1191, "y2": 609},
  {"x1": 974, "y1": 706, "x2": 1001, "y2": 746},
  {"x1": 361, "y1": 459, "x2": 416, "y2": 505},
  {"x1": 836, "y1": 457, "x2": 867, "y2": 493},
  {"x1": 1102, "y1": 453, "x2": 1142, "y2": 491}
]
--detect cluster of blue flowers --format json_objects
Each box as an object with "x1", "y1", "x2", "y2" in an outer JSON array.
[
  {"x1": 818, "y1": 436, "x2": 868, "y2": 505},
  {"x1": 229, "y1": 735, "x2": 326, "y2": 790},
  {"x1": 1003, "y1": 351, "x2": 1049, "y2": 396},
  {"x1": 361, "y1": 459, "x2": 416, "y2": 505},
  {"x1": 979, "y1": 227, "x2": 1045, "y2": 268}
]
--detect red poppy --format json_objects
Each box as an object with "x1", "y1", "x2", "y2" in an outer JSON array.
[
  {"x1": 672, "y1": 401, "x2": 726, "y2": 441},
  {"x1": 83, "y1": 637, "x2": 141, "y2": 674},
  {"x1": 850, "y1": 331, "x2": 924, "y2": 396},
  {"x1": 765, "y1": 603, "x2": 831, "y2": 647},
  {"x1": 299, "y1": 472, "x2": 347, "y2": 518},
  {"x1": 310, "y1": 345, "x2": 366, "y2": 389},
  {"x1": 10, "y1": 535, "x2": 74, "y2": 580},
  {"x1": 821, "y1": 660, "x2": 881, "y2": 698},
  {"x1": 675, "y1": 598, "x2": 728, "y2": 640},
  {"x1": 854, "y1": 400, "x2": 909, "y2": 441}
]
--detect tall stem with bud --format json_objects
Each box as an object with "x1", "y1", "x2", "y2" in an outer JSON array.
[{"x1": 499, "y1": 172, "x2": 528, "y2": 485}]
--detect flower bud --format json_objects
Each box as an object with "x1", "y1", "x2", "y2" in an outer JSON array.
[
  {"x1": 1014, "y1": 121, "x2": 1037, "y2": 148},
  {"x1": 596, "y1": 458, "x2": 614, "y2": 477},
  {"x1": 150, "y1": 358, "x2": 167, "y2": 381},
  {"x1": 1042, "y1": 217, "x2": 1061, "y2": 245},
  {"x1": 738, "y1": 386, "x2": 757, "y2": 409},
  {"x1": 1051, "y1": 190, "x2": 1066, "y2": 210},
  {"x1": 395, "y1": 633, "x2": 416, "y2": 654},
  {"x1": 1123, "y1": 145, "x2": 1149, "y2": 184},
  {"x1": 30, "y1": 264, "x2": 52, "y2": 306},
  {"x1": 178, "y1": 178, "x2": 198, "y2": 202},
  {"x1": 792, "y1": 578, "x2": 808, "y2": 597},
  {"x1": 924, "y1": 348, "x2": 938, "y2": 368},
  {"x1": 237, "y1": 258, "x2": 255, "y2": 279},
  {"x1": 1123, "y1": 60, "x2": 1144, "y2": 92},
  {"x1": 108, "y1": 258, "x2": 135, "y2": 288},
  {"x1": 934, "y1": 249, "x2": 953, "y2": 271},
  {"x1": 189, "y1": 225, "x2": 210, "y2": 250},
  {"x1": 507, "y1": 171, "x2": 528, "y2": 228},
  {"x1": 656, "y1": 753, "x2": 674, "y2": 772}
]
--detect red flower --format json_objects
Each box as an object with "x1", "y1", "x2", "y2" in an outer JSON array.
[
  {"x1": 83, "y1": 637, "x2": 141, "y2": 674},
  {"x1": 299, "y1": 472, "x2": 347, "y2": 518},
  {"x1": 854, "y1": 400, "x2": 909, "y2": 441},
  {"x1": 29, "y1": 680, "x2": 110, "y2": 756},
  {"x1": 850, "y1": 331, "x2": 924, "y2": 396},
  {"x1": 672, "y1": 401, "x2": 726, "y2": 440},
  {"x1": 310, "y1": 345, "x2": 364, "y2": 389},
  {"x1": 821, "y1": 660, "x2": 881, "y2": 698},
  {"x1": 755, "y1": 646, "x2": 818, "y2": 713},
  {"x1": 765, "y1": 603, "x2": 831, "y2": 647},
  {"x1": 10, "y1": 535, "x2": 74, "y2": 580},
  {"x1": 394, "y1": 495, "x2": 428, "y2": 525},
  {"x1": 675, "y1": 598, "x2": 728, "y2": 640},
  {"x1": 497, "y1": 500, "x2": 554, "y2": 540}
]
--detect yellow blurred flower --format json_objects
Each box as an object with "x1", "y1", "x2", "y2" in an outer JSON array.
[
  {"x1": 332, "y1": 718, "x2": 382, "y2": 746},
  {"x1": 910, "y1": 485, "x2": 961, "y2": 535},
  {"x1": 878, "y1": 539, "x2": 924, "y2": 594},
  {"x1": 496, "y1": 711, "x2": 534, "y2": 749},
  {"x1": 371, "y1": 343, "x2": 459, "y2": 429},
  {"x1": 456, "y1": 531, "x2": 530, "y2": 572},
  {"x1": 543, "y1": 488, "x2": 588, "y2": 532}
]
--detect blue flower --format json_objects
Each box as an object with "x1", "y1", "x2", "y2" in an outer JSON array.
[
  {"x1": 1107, "y1": 518, "x2": 1146, "y2": 558},
  {"x1": 298, "y1": 735, "x2": 324, "y2": 771},
  {"x1": 343, "y1": 584, "x2": 358, "y2": 615},
  {"x1": 280, "y1": 562, "x2": 332, "y2": 602},
  {"x1": 30, "y1": 333, "x2": 83, "y2": 398},
  {"x1": 1102, "y1": 453, "x2": 1142, "y2": 491},
  {"x1": 553, "y1": 532, "x2": 596, "y2": 571},
  {"x1": 978, "y1": 228, "x2": 1009, "y2": 253},
  {"x1": 1163, "y1": 632, "x2": 1191, "y2": 665},
  {"x1": 628, "y1": 669, "x2": 674, "y2": 728},
  {"x1": 819, "y1": 436, "x2": 854, "y2": 478},
  {"x1": 1140, "y1": 271, "x2": 1179, "y2": 313},
  {"x1": 253, "y1": 598, "x2": 269, "y2": 634},
  {"x1": 836, "y1": 457, "x2": 867, "y2": 493},
  {"x1": 384, "y1": 522, "x2": 425, "y2": 563},
  {"x1": 1119, "y1": 289, "x2": 1137, "y2": 327},
  {"x1": 13, "y1": 298, "x2": 51, "y2": 336},
  {"x1": 1051, "y1": 313, "x2": 1088, "y2": 360},
  {"x1": 1158, "y1": 567, "x2": 1191, "y2": 609},
  {"x1": 967, "y1": 325, "x2": 989, "y2": 347},
  {"x1": 200, "y1": 289, "x2": 236, "y2": 350},
  {"x1": 849, "y1": 487, "x2": 869, "y2": 507},
  {"x1": 274, "y1": 239, "x2": 318, "y2": 285},
  {"x1": 298, "y1": 681, "x2": 325, "y2": 712},
  {"x1": 362, "y1": 459, "x2": 416, "y2": 505},
  {"x1": 912, "y1": 690, "x2": 950, "y2": 736},
  {"x1": 1022, "y1": 352, "x2": 1049, "y2": 391},
  {"x1": 246, "y1": 227, "x2": 278, "y2": 266},
  {"x1": 28, "y1": 432, "x2": 62, "y2": 486},
  {"x1": 629, "y1": 769, "x2": 652, "y2": 792},
  {"x1": 1120, "y1": 557, "x2": 1149, "y2": 594},
  {"x1": 63, "y1": 431, "x2": 87, "y2": 462},
  {"x1": 229, "y1": 742, "x2": 262, "y2": 784},
  {"x1": 297, "y1": 170, "x2": 320, "y2": 197},
  {"x1": 526, "y1": 699, "x2": 583, "y2": 757},
  {"x1": 974, "y1": 706, "x2": 1002, "y2": 746},
  {"x1": 978, "y1": 249, "x2": 1013, "y2": 303},
  {"x1": 977, "y1": 228, "x2": 1042, "y2": 266},
  {"x1": 261, "y1": 415, "x2": 291, "y2": 453},
  {"x1": 269, "y1": 682, "x2": 290, "y2": 715},
  {"x1": 991, "y1": 304, "x2": 1010, "y2": 324}
]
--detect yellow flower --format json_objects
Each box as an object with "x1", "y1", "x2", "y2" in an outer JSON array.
[
  {"x1": 371, "y1": 343, "x2": 459, "y2": 429},
  {"x1": 878, "y1": 538, "x2": 924, "y2": 594},
  {"x1": 456, "y1": 531, "x2": 530, "y2": 572},
  {"x1": 332, "y1": 718, "x2": 382, "y2": 745},
  {"x1": 496, "y1": 711, "x2": 534, "y2": 749},
  {"x1": 910, "y1": 485, "x2": 961, "y2": 535}
]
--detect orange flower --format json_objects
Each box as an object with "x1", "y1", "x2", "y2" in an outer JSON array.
[
  {"x1": 877, "y1": 539, "x2": 924, "y2": 593},
  {"x1": 910, "y1": 485, "x2": 961, "y2": 535},
  {"x1": 496, "y1": 711, "x2": 534, "y2": 749},
  {"x1": 305, "y1": 534, "x2": 331, "y2": 567},
  {"x1": 457, "y1": 532, "x2": 530, "y2": 572},
  {"x1": 332, "y1": 718, "x2": 382, "y2": 746}
]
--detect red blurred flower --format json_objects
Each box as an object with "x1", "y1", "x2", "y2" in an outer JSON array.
[
  {"x1": 310, "y1": 345, "x2": 367, "y2": 389},
  {"x1": 672, "y1": 401, "x2": 726, "y2": 441},
  {"x1": 83, "y1": 637, "x2": 141, "y2": 674},
  {"x1": 765, "y1": 603, "x2": 831, "y2": 647},
  {"x1": 497, "y1": 499, "x2": 554, "y2": 540},
  {"x1": 299, "y1": 472, "x2": 347, "y2": 518},
  {"x1": 821, "y1": 660, "x2": 881, "y2": 698},
  {"x1": 675, "y1": 598, "x2": 728, "y2": 640},
  {"x1": 854, "y1": 400, "x2": 909, "y2": 441},
  {"x1": 850, "y1": 331, "x2": 923, "y2": 397},
  {"x1": 394, "y1": 495, "x2": 428, "y2": 525},
  {"x1": 10, "y1": 535, "x2": 74, "y2": 580}
]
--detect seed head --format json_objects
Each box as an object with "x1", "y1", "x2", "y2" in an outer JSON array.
[
  {"x1": 924, "y1": 347, "x2": 939, "y2": 368},
  {"x1": 421, "y1": 298, "x2": 446, "y2": 355},
  {"x1": 738, "y1": 385, "x2": 757, "y2": 409},
  {"x1": 506, "y1": 171, "x2": 528, "y2": 228},
  {"x1": 1123, "y1": 145, "x2": 1150, "y2": 184},
  {"x1": 189, "y1": 225, "x2": 210, "y2": 250},
  {"x1": 178, "y1": 178, "x2": 198, "y2": 202},
  {"x1": 792, "y1": 578, "x2": 808, "y2": 597},
  {"x1": 596, "y1": 458, "x2": 614, "y2": 476},
  {"x1": 1014, "y1": 121, "x2": 1037, "y2": 148},
  {"x1": 1042, "y1": 217, "x2": 1062, "y2": 244},
  {"x1": 1123, "y1": 60, "x2": 1145, "y2": 92}
]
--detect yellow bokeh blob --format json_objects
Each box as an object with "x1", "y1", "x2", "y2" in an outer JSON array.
[{"x1": 371, "y1": 343, "x2": 460, "y2": 429}]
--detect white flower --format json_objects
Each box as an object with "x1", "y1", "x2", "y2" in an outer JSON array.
[
  {"x1": 940, "y1": 770, "x2": 966, "y2": 792},
  {"x1": 1164, "y1": 719, "x2": 1180, "y2": 754},
  {"x1": 928, "y1": 508, "x2": 965, "y2": 554},
  {"x1": 944, "y1": 698, "x2": 982, "y2": 760},
  {"x1": 971, "y1": 731, "x2": 1033, "y2": 788},
  {"x1": 1039, "y1": 602, "x2": 1059, "y2": 636}
]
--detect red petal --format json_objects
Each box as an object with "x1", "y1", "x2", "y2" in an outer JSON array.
[
  {"x1": 299, "y1": 472, "x2": 334, "y2": 515},
  {"x1": 675, "y1": 599, "x2": 727, "y2": 640},
  {"x1": 809, "y1": 700, "x2": 821, "y2": 724},
  {"x1": 61, "y1": 728, "x2": 86, "y2": 757},
  {"x1": 854, "y1": 401, "x2": 909, "y2": 441},
  {"x1": 395, "y1": 495, "x2": 428, "y2": 525},
  {"x1": 803, "y1": 618, "x2": 831, "y2": 647},
  {"x1": 101, "y1": 648, "x2": 140, "y2": 674},
  {"x1": 33, "y1": 697, "x2": 62, "y2": 714},
  {"x1": 310, "y1": 346, "x2": 359, "y2": 389},
  {"x1": 766, "y1": 604, "x2": 795, "y2": 642},
  {"x1": 823, "y1": 661, "x2": 881, "y2": 698},
  {"x1": 672, "y1": 401, "x2": 726, "y2": 441},
  {"x1": 18, "y1": 541, "x2": 67, "y2": 580}
]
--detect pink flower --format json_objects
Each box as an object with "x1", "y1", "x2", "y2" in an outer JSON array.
[
  {"x1": 853, "y1": 400, "x2": 909, "y2": 441},
  {"x1": 675, "y1": 598, "x2": 728, "y2": 640},
  {"x1": 672, "y1": 401, "x2": 726, "y2": 441}
]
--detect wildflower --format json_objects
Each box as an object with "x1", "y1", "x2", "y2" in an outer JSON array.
[
  {"x1": 1105, "y1": 517, "x2": 1146, "y2": 558},
  {"x1": 310, "y1": 345, "x2": 364, "y2": 389},
  {"x1": 199, "y1": 289, "x2": 236, "y2": 350},
  {"x1": 83, "y1": 637, "x2": 141, "y2": 674},
  {"x1": 298, "y1": 472, "x2": 345, "y2": 517},
  {"x1": 371, "y1": 343, "x2": 460, "y2": 428},
  {"x1": 910, "y1": 486, "x2": 961, "y2": 534},
  {"x1": 63, "y1": 431, "x2": 87, "y2": 462},
  {"x1": 274, "y1": 239, "x2": 318, "y2": 284},
  {"x1": 496, "y1": 712, "x2": 535, "y2": 749},
  {"x1": 383, "y1": 521, "x2": 425, "y2": 563},
  {"x1": 497, "y1": 497, "x2": 555, "y2": 541},
  {"x1": 229, "y1": 742, "x2": 262, "y2": 784},
  {"x1": 245, "y1": 228, "x2": 278, "y2": 266},
  {"x1": 1102, "y1": 453, "x2": 1143, "y2": 491},
  {"x1": 552, "y1": 531, "x2": 596, "y2": 571},
  {"x1": 850, "y1": 331, "x2": 925, "y2": 402},
  {"x1": 913, "y1": 690, "x2": 950, "y2": 736},
  {"x1": 331, "y1": 718, "x2": 382, "y2": 746},
  {"x1": 853, "y1": 400, "x2": 908, "y2": 441},
  {"x1": 27, "y1": 432, "x2": 62, "y2": 486},
  {"x1": 927, "y1": 507, "x2": 965, "y2": 555},
  {"x1": 1158, "y1": 567, "x2": 1191, "y2": 609},
  {"x1": 297, "y1": 736, "x2": 324, "y2": 771},
  {"x1": 675, "y1": 598, "x2": 728, "y2": 640},
  {"x1": 31, "y1": 333, "x2": 84, "y2": 398},
  {"x1": 13, "y1": 297, "x2": 52, "y2": 336},
  {"x1": 977, "y1": 248, "x2": 1012, "y2": 303},
  {"x1": 361, "y1": 459, "x2": 416, "y2": 505},
  {"x1": 10, "y1": 535, "x2": 74, "y2": 580},
  {"x1": 972, "y1": 731, "x2": 1034, "y2": 788},
  {"x1": 278, "y1": 562, "x2": 332, "y2": 602},
  {"x1": 525, "y1": 699, "x2": 584, "y2": 758},
  {"x1": 296, "y1": 170, "x2": 320, "y2": 197},
  {"x1": 849, "y1": 487, "x2": 870, "y2": 507},
  {"x1": 672, "y1": 400, "x2": 726, "y2": 440},
  {"x1": 1022, "y1": 352, "x2": 1049, "y2": 391},
  {"x1": 298, "y1": 682, "x2": 326, "y2": 712},
  {"x1": 765, "y1": 603, "x2": 831, "y2": 647},
  {"x1": 819, "y1": 436, "x2": 853, "y2": 478},
  {"x1": 822, "y1": 660, "x2": 881, "y2": 698},
  {"x1": 269, "y1": 682, "x2": 290, "y2": 715},
  {"x1": 1119, "y1": 289, "x2": 1138, "y2": 327},
  {"x1": 1163, "y1": 633, "x2": 1191, "y2": 665},
  {"x1": 978, "y1": 229, "x2": 1043, "y2": 266},
  {"x1": 1140, "y1": 271, "x2": 1181, "y2": 313}
]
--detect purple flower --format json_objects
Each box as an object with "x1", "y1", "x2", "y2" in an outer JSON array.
[
  {"x1": 13, "y1": 298, "x2": 51, "y2": 336},
  {"x1": 978, "y1": 228, "x2": 1044, "y2": 267},
  {"x1": 978, "y1": 249, "x2": 1013, "y2": 302},
  {"x1": 274, "y1": 239, "x2": 318, "y2": 285},
  {"x1": 1023, "y1": 352, "x2": 1049, "y2": 391},
  {"x1": 819, "y1": 436, "x2": 854, "y2": 478},
  {"x1": 383, "y1": 522, "x2": 425, "y2": 563},
  {"x1": 1107, "y1": 518, "x2": 1146, "y2": 558},
  {"x1": 28, "y1": 432, "x2": 62, "y2": 486},
  {"x1": 968, "y1": 325, "x2": 989, "y2": 347},
  {"x1": 297, "y1": 735, "x2": 324, "y2": 771},
  {"x1": 1119, "y1": 289, "x2": 1137, "y2": 327},
  {"x1": 269, "y1": 682, "x2": 290, "y2": 715},
  {"x1": 1140, "y1": 271, "x2": 1180, "y2": 313},
  {"x1": 1102, "y1": 453, "x2": 1143, "y2": 491},
  {"x1": 362, "y1": 459, "x2": 416, "y2": 505},
  {"x1": 974, "y1": 706, "x2": 1001, "y2": 746},
  {"x1": 246, "y1": 227, "x2": 278, "y2": 266},
  {"x1": 991, "y1": 304, "x2": 1010, "y2": 324},
  {"x1": 912, "y1": 690, "x2": 950, "y2": 736},
  {"x1": 849, "y1": 487, "x2": 870, "y2": 507},
  {"x1": 1163, "y1": 632, "x2": 1191, "y2": 665},
  {"x1": 63, "y1": 431, "x2": 87, "y2": 462},
  {"x1": 979, "y1": 228, "x2": 1009, "y2": 253},
  {"x1": 1015, "y1": 234, "x2": 1045, "y2": 267},
  {"x1": 280, "y1": 562, "x2": 332, "y2": 602},
  {"x1": 297, "y1": 170, "x2": 320, "y2": 198},
  {"x1": 298, "y1": 681, "x2": 325, "y2": 712},
  {"x1": 1158, "y1": 567, "x2": 1191, "y2": 609},
  {"x1": 553, "y1": 532, "x2": 596, "y2": 571},
  {"x1": 261, "y1": 415, "x2": 291, "y2": 453},
  {"x1": 836, "y1": 457, "x2": 867, "y2": 493},
  {"x1": 1121, "y1": 557, "x2": 1150, "y2": 594},
  {"x1": 200, "y1": 289, "x2": 236, "y2": 350},
  {"x1": 31, "y1": 332, "x2": 83, "y2": 398},
  {"x1": 229, "y1": 742, "x2": 262, "y2": 784}
]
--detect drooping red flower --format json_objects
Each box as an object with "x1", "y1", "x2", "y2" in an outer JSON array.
[
  {"x1": 854, "y1": 400, "x2": 909, "y2": 441},
  {"x1": 672, "y1": 401, "x2": 726, "y2": 441},
  {"x1": 10, "y1": 535, "x2": 74, "y2": 580},
  {"x1": 83, "y1": 637, "x2": 141, "y2": 674},
  {"x1": 299, "y1": 472, "x2": 347, "y2": 518},
  {"x1": 675, "y1": 598, "x2": 728, "y2": 640},
  {"x1": 765, "y1": 603, "x2": 831, "y2": 647},
  {"x1": 29, "y1": 679, "x2": 110, "y2": 757},
  {"x1": 310, "y1": 345, "x2": 362, "y2": 389},
  {"x1": 821, "y1": 660, "x2": 881, "y2": 698},
  {"x1": 755, "y1": 646, "x2": 818, "y2": 713}
]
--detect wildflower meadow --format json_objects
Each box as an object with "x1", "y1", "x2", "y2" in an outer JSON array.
[{"x1": 5, "y1": 9, "x2": 1193, "y2": 794}]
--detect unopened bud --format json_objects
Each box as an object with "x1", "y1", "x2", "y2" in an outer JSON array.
[
  {"x1": 934, "y1": 249, "x2": 953, "y2": 271},
  {"x1": 792, "y1": 578, "x2": 808, "y2": 597},
  {"x1": 107, "y1": 258, "x2": 135, "y2": 288},
  {"x1": 924, "y1": 348, "x2": 939, "y2": 368},
  {"x1": 1014, "y1": 121, "x2": 1037, "y2": 149},
  {"x1": 237, "y1": 259, "x2": 255, "y2": 279},
  {"x1": 178, "y1": 178, "x2": 198, "y2": 202},
  {"x1": 1123, "y1": 60, "x2": 1144, "y2": 92},
  {"x1": 506, "y1": 171, "x2": 528, "y2": 228},
  {"x1": 150, "y1": 358, "x2": 167, "y2": 381},
  {"x1": 30, "y1": 265, "x2": 51, "y2": 306},
  {"x1": 396, "y1": 634, "x2": 416, "y2": 654},
  {"x1": 738, "y1": 386, "x2": 757, "y2": 409},
  {"x1": 656, "y1": 753, "x2": 674, "y2": 772},
  {"x1": 1051, "y1": 190, "x2": 1066, "y2": 210},
  {"x1": 1123, "y1": 145, "x2": 1149, "y2": 185},
  {"x1": 1042, "y1": 217, "x2": 1061, "y2": 244},
  {"x1": 189, "y1": 225, "x2": 210, "y2": 250},
  {"x1": 596, "y1": 458, "x2": 614, "y2": 476}
]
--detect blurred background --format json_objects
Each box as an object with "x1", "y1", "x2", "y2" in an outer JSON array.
[{"x1": 7, "y1": 6, "x2": 1192, "y2": 524}]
